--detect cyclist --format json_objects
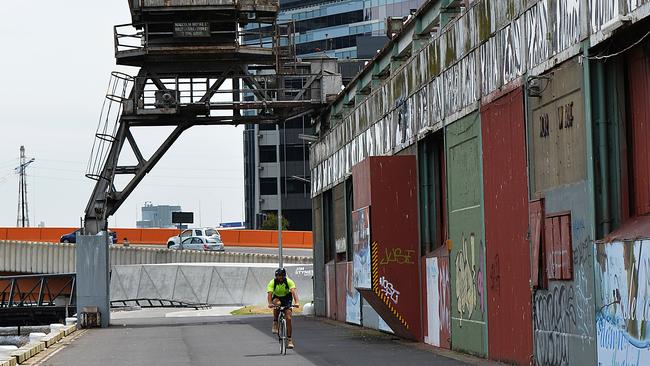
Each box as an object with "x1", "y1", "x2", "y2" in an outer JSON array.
[{"x1": 267, "y1": 267, "x2": 300, "y2": 349}]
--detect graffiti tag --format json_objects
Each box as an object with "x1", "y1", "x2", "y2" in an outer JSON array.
[
  {"x1": 455, "y1": 233, "x2": 485, "y2": 322},
  {"x1": 379, "y1": 248, "x2": 415, "y2": 266},
  {"x1": 379, "y1": 276, "x2": 400, "y2": 304},
  {"x1": 534, "y1": 285, "x2": 577, "y2": 366},
  {"x1": 294, "y1": 267, "x2": 313, "y2": 277}
]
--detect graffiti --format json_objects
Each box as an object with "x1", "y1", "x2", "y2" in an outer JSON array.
[
  {"x1": 335, "y1": 237, "x2": 347, "y2": 253},
  {"x1": 346, "y1": 262, "x2": 361, "y2": 325},
  {"x1": 534, "y1": 285, "x2": 577, "y2": 366},
  {"x1": 540, "y1": 113, "x2": 550, "y2": 138},
  {"x1": 596, "y1": 240, "x2": 650, "y2": 366},
  {"x1": 294, "y1": 267, "x2": 314, "y2": 277},
  {"x1": 379, "y1": 248, "x2": 415, "y2": 266},
  {"x1": 455, "y1": 233, "x2": 485, "y2": 322},
  {"x1": 352, "y1": 207, "x2": 371, "y2": 289},
  {"x1": 572, "y1": 236, "x2": 593, "y2": 340},
  {"x1": 396, "y1": 96, "x2": 409, "y2": 144},
  {"x1": 379, "y1": 276, "x2": 400, "y2": 304},
  {"x1": 597, "y1": 243, "x2": 650, "y2": 364},
  {"x1": 425, "y1": 257, "x2": 451, "y2": 348},
  {"x1": 489, "y1": 254, "x2": 500, "y2": 293},
  {"x1": 438, "y1": 258, "x2": 451, "y2": 346}
]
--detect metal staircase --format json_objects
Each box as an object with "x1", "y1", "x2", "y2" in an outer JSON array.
[{"x1": 83, "y1": 0, "x2": 341, "y2": 234}]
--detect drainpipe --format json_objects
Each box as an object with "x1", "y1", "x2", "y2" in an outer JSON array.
[{"x1": 595, "y1": 61, "x2": 611, "y2": 235}]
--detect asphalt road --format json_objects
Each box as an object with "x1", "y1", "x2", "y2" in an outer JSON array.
[{"x1": 42, "y1": 313, "x2": 477, "y2": 366}]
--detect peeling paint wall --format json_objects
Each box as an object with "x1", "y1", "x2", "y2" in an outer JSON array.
[
  {"x1": 424, "y1": 256, "x2": 452, "y2": 349},
  {"x1": 532, "y1": 183, "x2": 596, "y2": 366},
  {"x1": 595, "y1": 240, "x2": 650, "y2": 366}
]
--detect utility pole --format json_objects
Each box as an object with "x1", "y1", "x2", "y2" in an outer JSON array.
[
  {"x1": 15, "y1": 146, "x2": 35, "y2": 227},
  {"x1": 276, "y1": 124, "x2": 283, "y2": 267}
]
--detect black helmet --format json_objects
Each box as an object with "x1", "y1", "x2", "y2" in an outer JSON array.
[{"x1": 275, "y1": 267, "x2": 286, "y2": 276}]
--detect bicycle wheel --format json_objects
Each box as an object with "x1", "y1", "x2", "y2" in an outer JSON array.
[{"x1": 280, "y1": 318, "x2": 287, "y2": 355}]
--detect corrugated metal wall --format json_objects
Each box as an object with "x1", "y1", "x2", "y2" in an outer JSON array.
[
  {"x1": 446, "y1": 112, "x2": 487, "y2": 357},
  {"x1": 481, "y1": 87, "x2": 533, "y2": 365}
]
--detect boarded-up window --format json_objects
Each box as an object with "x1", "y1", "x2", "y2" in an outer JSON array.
[{"x1": 544, "y1": 213, "x2": 573, "y2": 281}]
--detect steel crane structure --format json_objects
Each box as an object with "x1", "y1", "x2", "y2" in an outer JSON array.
[{"x1": 83, "y1": 0, "x2": 341, "y2": 234}]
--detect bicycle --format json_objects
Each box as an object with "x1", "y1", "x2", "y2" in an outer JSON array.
[{"x1": 275, "y1": 304, "x2": 298, "y2": 355}]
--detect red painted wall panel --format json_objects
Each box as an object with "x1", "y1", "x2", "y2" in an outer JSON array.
[
  {"x1": 560, "y1": 215, "x2": 573, "y2": 280},
  {"x1": 530, "y1": 199, "x2": 544, "y2": 288},
  {"x1": 336, "y1": 262, "x2": 348, "y2": 322},
  {"x1": 627, "y1": 47, "x2": 650, "y2": 216},
  {"x1": 352, "y1": 156, "x2": 422, "y2": 340},
  {"x1": 481, "y1": 87, "x2": 533, "y2": 365}
]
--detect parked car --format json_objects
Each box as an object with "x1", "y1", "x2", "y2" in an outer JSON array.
[
  {"x1": 60, "y1": 229, "x2": 117, "y2": 244},
  {"x1": 167, "y1": 227, "x2": 222, "y2": 248},
  {"x1": 169, "y1": 236, "x2": 224, "y2": 252}
]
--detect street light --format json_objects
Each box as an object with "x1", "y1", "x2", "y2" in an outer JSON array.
[
  {"x1": 298, "y1": 134, "x2": 318, "y2": 142},
  {"x1": 290, "y1": 175, "x2": 311, "y2": 183}
]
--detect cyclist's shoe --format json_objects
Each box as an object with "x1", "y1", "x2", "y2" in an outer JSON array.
[
  {"x1": 287, "y1": 338, "x2": 295, "y2": 349},
  {"x1": 272, "y1": 321, "x2": 278, "y2": 334}
]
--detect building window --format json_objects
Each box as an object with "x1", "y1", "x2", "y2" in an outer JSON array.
[
  {"x1": 282, "y1": 145, "x2": 307, "y2": 162},
  {"x1": 260, "y1": 178, "x2": 277, "y2": 195},
  {"x1": 259, "y1": 146, "x2": 277, "y2": 163}
]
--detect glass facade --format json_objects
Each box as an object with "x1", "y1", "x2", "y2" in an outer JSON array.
[
  {"x1": 245, "y1": 0, "x2": 425, "y2": 58},
  {"x1": 242, "y1": 0, "x2": 425, "y2": 230}
]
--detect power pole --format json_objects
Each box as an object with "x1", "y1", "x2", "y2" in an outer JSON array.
[{"x1": 15, "y1": 146, "x2": 35, "y2": 227}]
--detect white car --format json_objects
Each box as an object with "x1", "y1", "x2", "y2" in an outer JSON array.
[
  {"x1": 167, "y1": 227, "x2": 222, "y2": 248},
  {"x1": 169, "y1": 236, "x2": 224, "y2": 252}
]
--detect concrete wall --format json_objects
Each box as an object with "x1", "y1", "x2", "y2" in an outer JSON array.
[
  {"x1": 0, "y1": 241, "x2": 312, "y2": 274},
  {"x1": 110, "y1": 263, "x2": 314, "y2": 306}
]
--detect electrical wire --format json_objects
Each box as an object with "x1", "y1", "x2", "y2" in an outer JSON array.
[{"x1": 583, "y1": 29, "x2": 650, "y2": 60}]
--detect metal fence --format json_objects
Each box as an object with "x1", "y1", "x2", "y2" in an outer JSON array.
[{"x1": 0, "y1": 241, "x2": 312, "y2": 274}]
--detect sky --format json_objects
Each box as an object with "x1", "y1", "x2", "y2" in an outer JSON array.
[{"x1": 0, "y1": 2, "x2": 245, "y2": 228}]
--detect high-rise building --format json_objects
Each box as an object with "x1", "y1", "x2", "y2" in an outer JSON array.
[
  {"x1": 136, "y1": 202, "x2": 182, "y2": 228},
  {"x1": 243, "y1": 0, "x2": 425, "y2": 230}
]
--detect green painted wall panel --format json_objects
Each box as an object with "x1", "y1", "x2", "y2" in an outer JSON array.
[{"x1": 445, "y1": 112, "x2": 487, "y2": 357}]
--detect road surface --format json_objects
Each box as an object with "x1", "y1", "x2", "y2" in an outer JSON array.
[{"x1": 42, "y1": 312, "x2": 482, "y2": 366}]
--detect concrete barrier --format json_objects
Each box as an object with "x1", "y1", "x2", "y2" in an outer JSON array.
[
  {"x1": 110, "y1": 263, "x2": 314, "y2": 306},
  {"x1": 0, "y1": 241, "x2": 312, "y2": 274}
]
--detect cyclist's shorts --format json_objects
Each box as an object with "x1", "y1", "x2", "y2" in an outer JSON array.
[{"x1": 273, "y1": 293, "x2": 293, "y2": 307}]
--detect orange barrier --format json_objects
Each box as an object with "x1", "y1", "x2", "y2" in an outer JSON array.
[{"x1": 0, "y1": 227, "x2": 313, "y2": 249}]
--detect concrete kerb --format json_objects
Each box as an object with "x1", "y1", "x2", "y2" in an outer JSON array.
[
  {"x1": 0, "y1": 358, "x2": 16, "y2": 366},
  {"x1": 4, "y1": 324, "x2": 78, "y2": 365}
]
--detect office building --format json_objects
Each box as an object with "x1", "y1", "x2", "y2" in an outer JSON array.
[
  {"x1": 136, "y1": 202, "x2": 181, "y2": 228},
  {"x1": 243, "y1": 0, "x2": 425, "y2": 230}
]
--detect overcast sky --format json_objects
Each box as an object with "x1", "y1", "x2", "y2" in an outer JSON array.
[{"x1": 0, "y1": 2, "x2": 245, "y2": 228}]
